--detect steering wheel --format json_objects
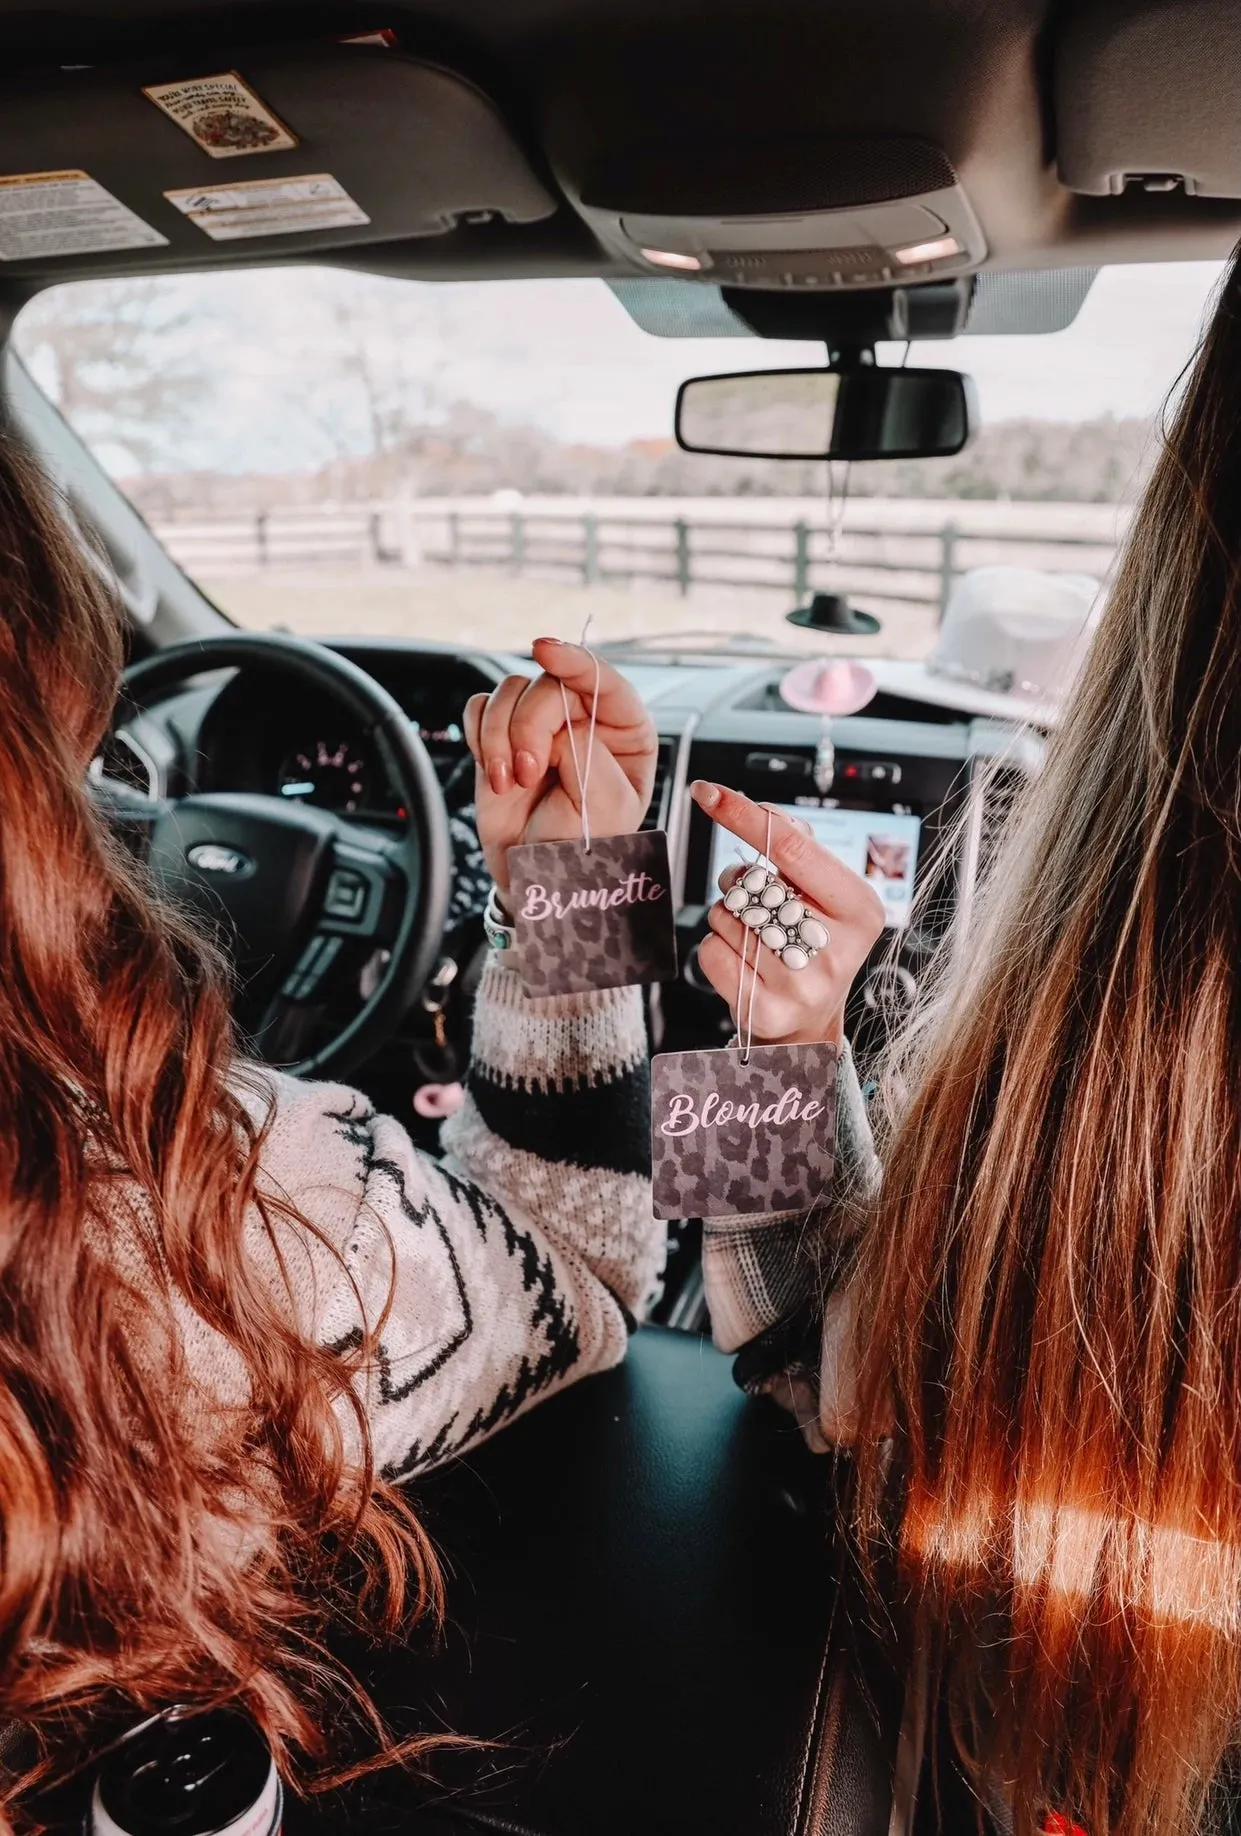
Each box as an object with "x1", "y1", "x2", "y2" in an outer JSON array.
[{"x1": 108, "y1": 632, "x2": 452, "y2": 1082}]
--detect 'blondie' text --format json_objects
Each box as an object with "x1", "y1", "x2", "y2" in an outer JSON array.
[{"x1": 659, "y1": 1085, "x2": 824, "y2": 1137}]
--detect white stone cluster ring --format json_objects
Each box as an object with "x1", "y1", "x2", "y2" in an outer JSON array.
[{"x1": 721, "y1": 864, "x2": 830, "y2": 971}]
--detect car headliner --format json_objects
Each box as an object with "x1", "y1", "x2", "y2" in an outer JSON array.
[{"x1": 0, "y1": 0, "x2": 1233, "y2": 320}]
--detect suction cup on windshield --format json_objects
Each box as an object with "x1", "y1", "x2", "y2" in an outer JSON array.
[
  {"x1": 779, "y1": 658, "x2": 877, "y2": 717},
  {"x1": 786, "y1": 591, "x2": 881, "y2": 636}
]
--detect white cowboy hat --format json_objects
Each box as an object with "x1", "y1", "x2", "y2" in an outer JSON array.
[{"x1": 928, "y1": 565, "x2": 1102, "y2": 704}]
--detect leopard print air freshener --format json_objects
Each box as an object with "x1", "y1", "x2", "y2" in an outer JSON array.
[
  {"x1": 650, "y1": 1040, "x2": 838, "y2": 1220},
  {"x1": 508, "y1": 647, "x2": 677, "y2": 997},
  {"x1": 650, "y1": 809, "x2": 836, "y2": 1219},
  {"x1": 509, "y1": 829, "x2": 678, "y2": 997}
]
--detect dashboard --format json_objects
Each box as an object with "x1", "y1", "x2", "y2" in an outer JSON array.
[{"x1": 122, "y1": 635, "x2": 1041, "y2": 1060}]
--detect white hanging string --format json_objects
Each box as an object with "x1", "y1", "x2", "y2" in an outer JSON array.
[
  {"x1": 734, "y1": 805, "x2": 773, "y2": 1066},
  {"x1": 735, "y1": 926, "x2": 758, "y2": 1067},
  {"x1": 557, "y1": 615, "x2": 601, "y2": 852}
]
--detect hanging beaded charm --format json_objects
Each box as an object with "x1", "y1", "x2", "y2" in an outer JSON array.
[{"x1": 721, "y1": 864, "x2": 831, "y2": 970}]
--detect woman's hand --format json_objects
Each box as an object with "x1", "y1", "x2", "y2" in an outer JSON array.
[
  {"x1": 464, "y1": 639, "x2": 659, "y2": 898},
  {"x1": 691, "y1": 781, "x2": 885, "y2": 1048}
]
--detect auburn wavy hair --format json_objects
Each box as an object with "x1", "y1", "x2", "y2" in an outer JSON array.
[
  {"x1": 847, "y1": 252, "x2": 1241, "y2": 1836},
  {"x1": 0, "y1": 432, "x2": 438, "y2": 1825}
]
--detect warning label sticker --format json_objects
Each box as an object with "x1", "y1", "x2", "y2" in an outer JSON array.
[
  {"x1": 164, "y1": 173, "x2": 369, "y2": 241},
  {"x1": 0, "y1": 170, "x2": 169, "y2": 261},
  {"x1": 143, "y1": 72, "x2": 298, "y2": 159}
]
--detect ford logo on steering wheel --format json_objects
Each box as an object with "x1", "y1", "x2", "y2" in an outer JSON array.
[{"x1": 187, "y1": 842, "x2": 255, "y2": 878}]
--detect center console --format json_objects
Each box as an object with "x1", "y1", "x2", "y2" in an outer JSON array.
[
  {"x1": 684, "y1": 737, "x2": 963, "y2": 925},
  {"x1": 661, "y1": 677, "x2": 1041, "y2": 1069}
]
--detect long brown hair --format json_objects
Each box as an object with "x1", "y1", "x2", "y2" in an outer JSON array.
[
  {"x1": 849, "y1": 253, "x2": 1241, "y2": 1836},
  {"x1": 0, "y1": 432, "x2": 437, "y2": 1825}
]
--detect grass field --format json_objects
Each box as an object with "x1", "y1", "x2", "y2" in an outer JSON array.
[{"x1": 201, "y1": 563, "x2": 941, "y2": 659}]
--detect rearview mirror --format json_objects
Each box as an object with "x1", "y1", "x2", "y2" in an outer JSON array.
[{"x1": 675, "y1": 364, "x2": 976, "y2": 462}]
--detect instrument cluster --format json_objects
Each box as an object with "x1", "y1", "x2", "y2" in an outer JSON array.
[{"x1": 194, "y1": 646, "x2": 496, "y2": 821}]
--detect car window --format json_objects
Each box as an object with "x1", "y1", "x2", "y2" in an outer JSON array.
[{"x1": 12, "y1": 261, "x2": 1225, "y2": 661}]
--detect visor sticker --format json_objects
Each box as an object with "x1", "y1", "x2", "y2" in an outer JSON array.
[
  {"x1": 163, "y1": 173, "x2": 369, "y2": 241},
  {"x1": 142, "y1": 72, "x2": 298, "y2": 159},
  {"x1": 337, "y1": 30, "x2": 399, "y2": 47},
  {"x1": 0, "y1": 170, "x2": 168, "y2": 260}
]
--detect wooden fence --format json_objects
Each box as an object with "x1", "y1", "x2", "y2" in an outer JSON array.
[{"x1": 151, "y1": 500, "x2": 1124, "y2": 623}]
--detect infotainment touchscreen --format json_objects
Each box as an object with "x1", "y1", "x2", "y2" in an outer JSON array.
[{"x1": 708, "y1": 803, "x2": 923, "y2": 929}]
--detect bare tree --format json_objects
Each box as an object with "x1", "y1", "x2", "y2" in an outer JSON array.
[
  {"x1": 14, "y1": 279, "x2": 212, "y2": 472},
  {"x1": 286, "y1": 274, "x2": 455, "y2": 495}
]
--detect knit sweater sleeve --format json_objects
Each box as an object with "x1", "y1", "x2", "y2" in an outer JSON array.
[
  {"x1": 249, "y1": 959, "x2": 662, "y2": 1481},
  {"x1": 700, "y1": 1041, "x2": 880, "y2": 1354}
]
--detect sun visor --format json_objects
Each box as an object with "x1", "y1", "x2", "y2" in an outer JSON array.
[
  {"x1": 0, "y1": 42, "x2": 556, "y2": 278},
  {"x1": 1057, "y1": 1, "x2": 1241, "y2": 197}
]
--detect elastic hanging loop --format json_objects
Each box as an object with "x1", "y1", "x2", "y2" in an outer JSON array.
[{"x1": 557, "y1": 615, "x2": 601, "y2": 852}]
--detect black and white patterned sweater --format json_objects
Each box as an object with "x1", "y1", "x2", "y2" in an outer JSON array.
[
  {"x1": 699, "y1": 1041, "x2": 881, "y2": 1352},
  {"x1": 225, "y1": 958, "x2": 661, "y2": 1482}
]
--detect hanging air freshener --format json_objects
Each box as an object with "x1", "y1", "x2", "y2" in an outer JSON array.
[
  {"x1": 509, "y1": 644, "x2": 678, "y2": 997},
  {"x1": 650, "y1": 812, "x2": 837, "y2": 1219},
  {"x1": 412, "y1": 958, "x2": 464, "y2": 1119}
]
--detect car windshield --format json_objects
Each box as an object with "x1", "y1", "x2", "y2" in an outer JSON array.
[{"x1": 12, "y1": 260, "x2": 1226, "y2": 662}]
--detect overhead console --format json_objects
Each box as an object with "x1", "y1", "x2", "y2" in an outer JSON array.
[
  {"x1": 0, "y1": 40, "x2": 555, "y2": 280},
  {"x1": 1057, "y1": 0, "x2": 1241, "y2": 198},
  {"x1": 568, "y1": 134, "x2": 986, "y2": 291}
]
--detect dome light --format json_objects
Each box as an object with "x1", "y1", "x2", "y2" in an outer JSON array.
[
  {"x1": 893, "y1": 235, "x2": 961, "y2": 266},
  {"x1": 640, "y1": 247, "x2": 703, "y2": 270}
]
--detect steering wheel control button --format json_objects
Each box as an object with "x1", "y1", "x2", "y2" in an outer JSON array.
[
  {"x1": 281, "y1": 932, "x2": 342, "y2": 1000},
  {"x1": 324, "y1": 867, "x2": 368, "y2": 922}
]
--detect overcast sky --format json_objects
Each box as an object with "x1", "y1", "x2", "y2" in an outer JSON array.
[
  {"x1": 447, "y1": 260, "x2": 1228, "y2": 439},
  {"x1": 21, "y1": 258, "x2": 1229, "y2": 473}
]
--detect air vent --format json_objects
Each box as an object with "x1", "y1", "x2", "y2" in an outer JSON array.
[
  {"x1": 976, "y1": 764, "x2": 1028, "y2": 884},
  {"x1": 92, "y1": 728, "x2": 156, "y2": 797},
  {"x1": 642, "y1": 739, "x2": 677, "y2": 831}
]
